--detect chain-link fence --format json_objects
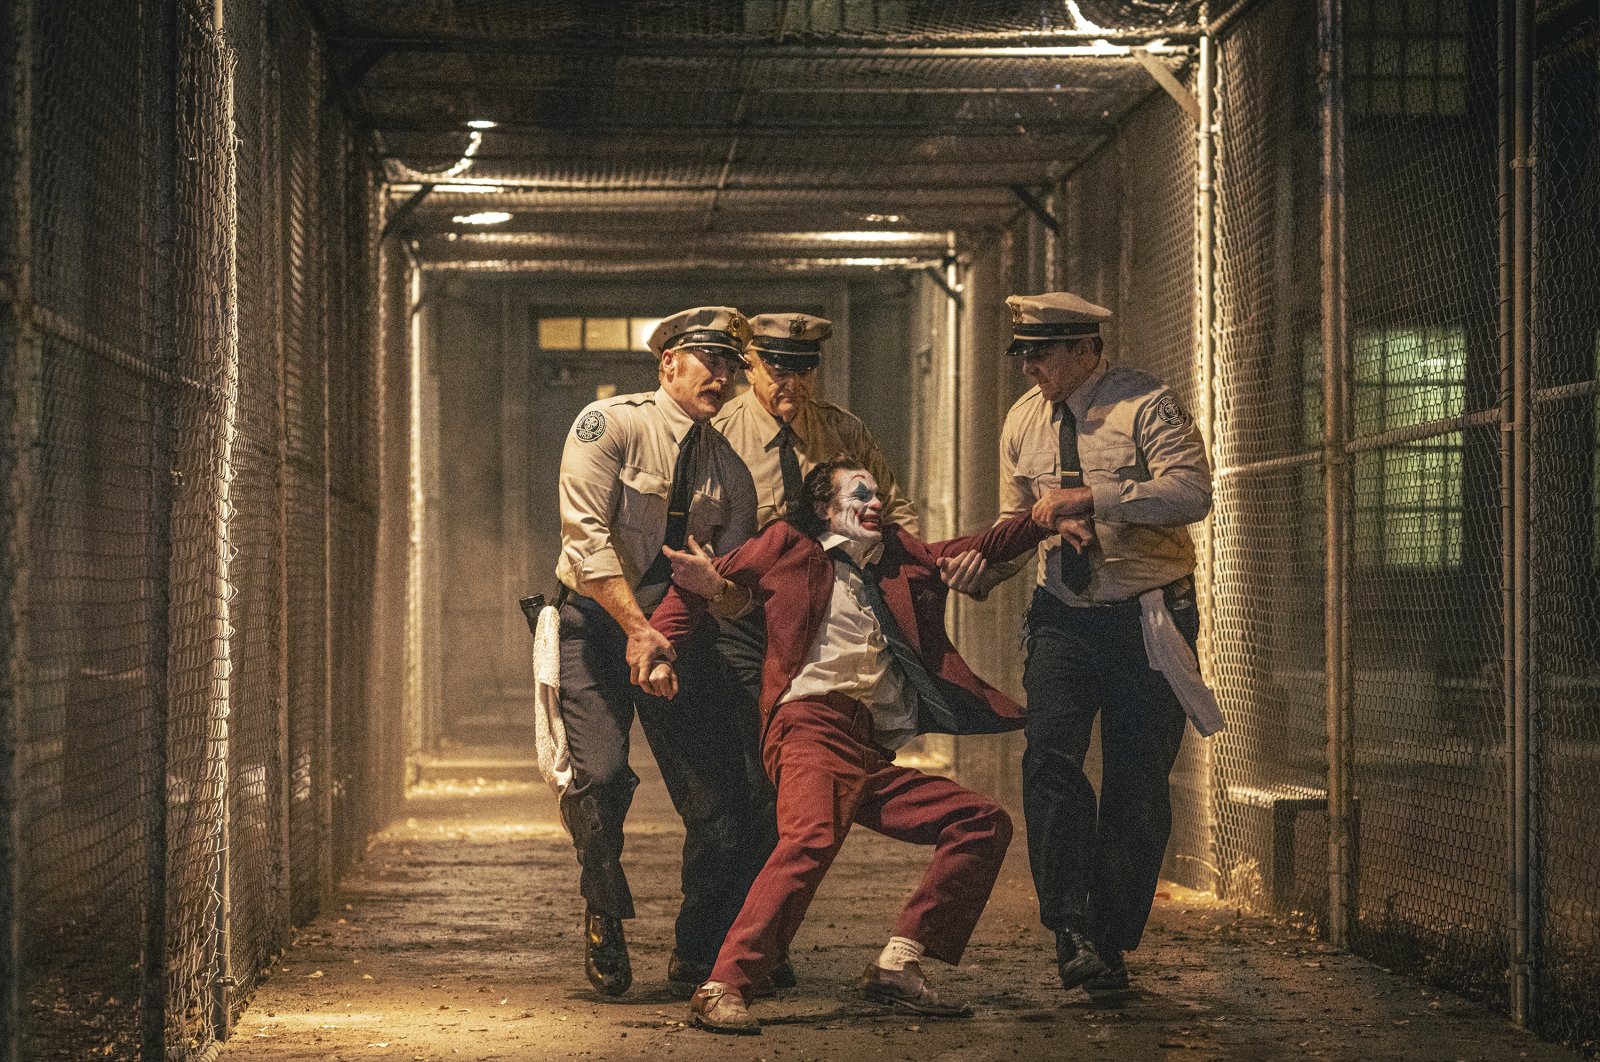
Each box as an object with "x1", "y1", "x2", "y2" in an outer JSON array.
[
  {"x1": 1037, "y1": 0, "x2": 1600, "y2": 1053},
  {"x1": 1, "y1": 0, "x2": 405, "y2": 1058}
]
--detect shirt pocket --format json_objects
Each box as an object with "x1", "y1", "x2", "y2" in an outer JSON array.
[
  {"x1": 615, "y1": 464, "x2": 669, "y2": 531},
  {"x1": 1017, "y1": 448, "x2": 1058, "y2": 497},
  {"x1": 1082, "y1": 438, "x2": 1143, "y2": 479}
]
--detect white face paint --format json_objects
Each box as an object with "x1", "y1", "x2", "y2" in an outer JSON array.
[{"x1": 827, "y1": 470, "x2": 883, "y2": 544}]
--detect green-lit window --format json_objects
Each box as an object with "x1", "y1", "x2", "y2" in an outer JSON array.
[
  {"x1": 1352, "y1": 325, "x2": 1465, "y2": 569},
  {"x1": 1347, "y1": 0, "x2": 1468, "y2": 118}
]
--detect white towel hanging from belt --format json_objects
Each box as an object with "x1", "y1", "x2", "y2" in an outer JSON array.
[
  {"x1": 533, "y1": 604, "x2": 574, "y2": 795},
  {"x1": 1138, "y1": 589, "x2": 1225, "y2": 738}
]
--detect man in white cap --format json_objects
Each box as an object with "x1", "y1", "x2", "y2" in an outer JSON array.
[
  {"x1": 553, "y1": 306, "x2": 766, "y2": 998},
  {"x1": 980, "y1": 291, "x2": 1214, "y2": 1000},
  {"x1": 713, "y1": 311, "x2": 918, "y2": 532}
]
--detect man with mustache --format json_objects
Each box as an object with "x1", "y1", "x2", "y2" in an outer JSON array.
[
  {"x1": 553, "y1": 306, "x2": 766, "y2": 998},
  {"x1": 638, "y1": 458, "x2": 1059, "y2": 1034}
]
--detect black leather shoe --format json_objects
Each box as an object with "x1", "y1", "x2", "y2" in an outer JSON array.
[
  {"x1": 667, "y1": 951, "x2": 712, "y2": 997},
  {"x1": 1055, "y1": 928, "x2": 1110, "y2": 992},
  {"x1": 769, "y1": 955, "x2": 797, "y2": 989},
  {"x1": 859, "y1": 962, "x2": 972, "y2": 1018},
  {"x1": 1084, "y1": 949, "x2": 1133, "y2": 1002},
  {"x1": 584, "y1": 909, "x2": 631, "y2": 996}
]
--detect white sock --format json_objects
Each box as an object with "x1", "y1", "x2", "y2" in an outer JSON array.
[{"x1": 876, "y1": 936, "x2": 925, "y2": 971}]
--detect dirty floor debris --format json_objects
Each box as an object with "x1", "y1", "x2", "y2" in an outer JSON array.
[{"x1": 221, "y1": 748, "x2": 1576, "y2": 1062}]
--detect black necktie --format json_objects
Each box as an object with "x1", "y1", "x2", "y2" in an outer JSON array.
[
  {"x1": 777, "y1": 423, "x2": 804, "y2": 516},
  {"x1": 663, "y1": 423, "x2": 703, "y2": 553},
  {"x1": 826, "y1": 547, "x2": 1009, "y2": 736},
  {"x1": 1057, "y1": 403, "x2": 1092, "y2": 594},
  {"x1": 637, "y1": 423, "x2": 702, "y2": 606}
]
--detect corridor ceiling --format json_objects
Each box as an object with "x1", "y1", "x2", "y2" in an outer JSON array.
[{"x1": 319, "y1": 1, "x2": 1204, "y2": 272}]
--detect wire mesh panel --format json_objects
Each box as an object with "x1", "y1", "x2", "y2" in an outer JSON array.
[
  {"x1": 20, "y1": 338, "x2": 169, "y2": 1062},
  {"x1": 277, "y1": 0, "x2": 332, "y2": 927},
  {"x1": 1208, "y1": 0, "x2": 1329, "y2": 919},
  {"x1": 222, "y1": 0, "x2": 289, "y2": 1009},
  {"x1": 18, "y1": 0, "x2": 173, "y2": 1056},
  {"x1": 1112, "y1": 87, "x2": 1211, "y2": 893},
  {"x1": 163, "y1": 10, "x2": 237, "y2": 1054},
  {"x1": 1531, "y1": 3, "x2": 1600, "y2": 1048},
  {"x1": 1342, "y1": 0, "x2": 1507, "y2": 1005}
]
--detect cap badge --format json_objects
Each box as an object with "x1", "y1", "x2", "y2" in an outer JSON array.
[
  {"x1": 1010, "y1": 303, "x2": 1024, "y2": 324},
  {"x1": 789, "y1": 316, "x2": 807, "y2": 338}
]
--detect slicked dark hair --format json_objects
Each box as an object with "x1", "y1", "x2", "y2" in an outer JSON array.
[{"x1": 789, "y1": 455, "x2": 868, "y2": 538}]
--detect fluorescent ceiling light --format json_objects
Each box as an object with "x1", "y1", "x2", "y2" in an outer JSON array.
[
  {"x1": 811, "y1": 230, "x2": 942, "y2": 243},
  {"x1": 453, "y1": 211, "x2": 512, "y2": 225},
  {"x1": 466, "y1": 119, "x2": 498, "y2": 130}
]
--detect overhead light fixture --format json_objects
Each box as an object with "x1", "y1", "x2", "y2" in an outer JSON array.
[
  {"x1": 453, "y1": 211, "x2": 512, "y2": 225},
  {"x1": 466, "y1": 119, "x2": 498, "y2": 130},
  {"x1": 863, "y1": 214, "x2": 903, "y2": 223},
  {"x1": 812, "y1": 230, "x2": 942, "y2": 243}
]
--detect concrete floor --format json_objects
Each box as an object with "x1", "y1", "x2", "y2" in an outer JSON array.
[{"x1": 220, "y1": 746, "x2": 1576, "y2": 1062}]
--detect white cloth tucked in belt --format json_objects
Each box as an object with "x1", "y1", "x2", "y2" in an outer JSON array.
[
  {"x1": 1138, "y1": 589, "x2": 1225, "y2": 738},
  {"x1": 533, "y1": 604, "x2": 574, "y2": 795}
]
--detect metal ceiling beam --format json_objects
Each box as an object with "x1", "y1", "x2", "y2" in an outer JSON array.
[
  {"x1": 329, "y1": 34, "x2": 1200, "y2": 59},
  {"x1": 359, "y1": 83, "x2": 1112, "y2": 95},
  {"x1": 373, "y1": 123, "x2": 1104, "y2": 139},
  {"x1": 387, "y1": 178, "x2": 1069, "y2": 196}
]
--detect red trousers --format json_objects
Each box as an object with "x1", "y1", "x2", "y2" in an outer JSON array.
[{"x1": 708, "y1": 693, "x2": 1012, "y2": 998}]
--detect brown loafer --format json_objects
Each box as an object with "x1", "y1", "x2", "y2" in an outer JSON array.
[
  {"x1": 858, "y1": 961, "x2": 972, "y2": 1018},
  {"x1": 688, "y1": 981, "x2": 760, "y2": 1035}
]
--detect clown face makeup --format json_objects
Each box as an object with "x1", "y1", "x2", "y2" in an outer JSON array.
[{"x1": 827, "y1": 470, "x2": 883, "y2": 543}]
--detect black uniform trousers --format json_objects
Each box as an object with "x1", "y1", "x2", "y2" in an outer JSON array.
[
  {"x1": 1021, "y1": 583, "x2": 1194, "y2": 953},
  {"x1": 557, "y1": 592, "x2": 765, "y2": 966},
  {"x1": 714, "y1": 605, "x2": 780, "y2": 855}
]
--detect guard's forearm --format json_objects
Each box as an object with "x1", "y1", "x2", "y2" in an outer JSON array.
[{"x1": 587, "y1": 575, "x2": 649, "y2": 635}]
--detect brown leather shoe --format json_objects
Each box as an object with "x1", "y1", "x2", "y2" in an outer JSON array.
[
  {"x1": 858, "y1": 962, "x2": 972, "y2": 1018},
  {"x1": 688, "y1": 981, "x2": 760, "y2": 1035}
]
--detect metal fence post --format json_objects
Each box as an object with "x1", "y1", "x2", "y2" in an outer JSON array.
[
  {"x1": 1318, "y1": 0, "x2": 1356, "y2": 948},
  {"x1": 1503, "y1": 0, "x2": 1537, "y2": 1028},
  {"x1": 1, "y1": 0, "x2": 37, "y2": 1057}
]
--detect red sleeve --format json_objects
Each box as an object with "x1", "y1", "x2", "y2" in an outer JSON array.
[
  {"x1": 925, "y1": 510, "x2": 1052, "y2": 566},
  {"x1": 650, "y1": 520, "x2": 795, "y2": 647}
]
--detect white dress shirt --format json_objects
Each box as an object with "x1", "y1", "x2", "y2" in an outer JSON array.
[{"x1": 780, "y1": 532, "x2": 918, "y2": 750}]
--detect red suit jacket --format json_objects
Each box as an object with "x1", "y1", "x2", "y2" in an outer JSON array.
[{"x1": 651, "y1": 510, "x2": 1053, "y2": 735}]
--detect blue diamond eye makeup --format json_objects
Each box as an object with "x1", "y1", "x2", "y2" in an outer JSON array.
[{"x1": 828, "y1": 472, "x2": 883, "y2": 544}]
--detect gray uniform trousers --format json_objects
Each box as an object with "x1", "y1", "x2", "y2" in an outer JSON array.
[{"x1": 557, "y1": 592, "x2": 766, "y2": 966}]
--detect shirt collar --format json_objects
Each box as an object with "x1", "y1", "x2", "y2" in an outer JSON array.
[
  {"x1": 1048, "y1": 354, "x2": 1110, "y2": 425},
  {"x1": 819, "y1": 531, "x2": 884, "y2": 567},
  {"x1": 743, "y1": 392, "x2": 788, "y2": 450},
  {"x1": 653, "y1": 386, "x2": 699, "y2": 444}
]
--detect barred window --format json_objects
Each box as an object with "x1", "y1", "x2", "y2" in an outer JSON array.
[
  {"x1": 1352, "y1": 325, "x2": 1466, "y2": 569},
  {"x1": 1347, "y1": 0, "x2": 1468, "y2": 117}
]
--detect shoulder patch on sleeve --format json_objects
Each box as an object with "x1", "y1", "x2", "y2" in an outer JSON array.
[
  {"x1": 575, "y1": 409, "x2": 607, "y2": 443},
  {"x1": 1154, "y1": 393, "x2": 1191, "y2": 428}
]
